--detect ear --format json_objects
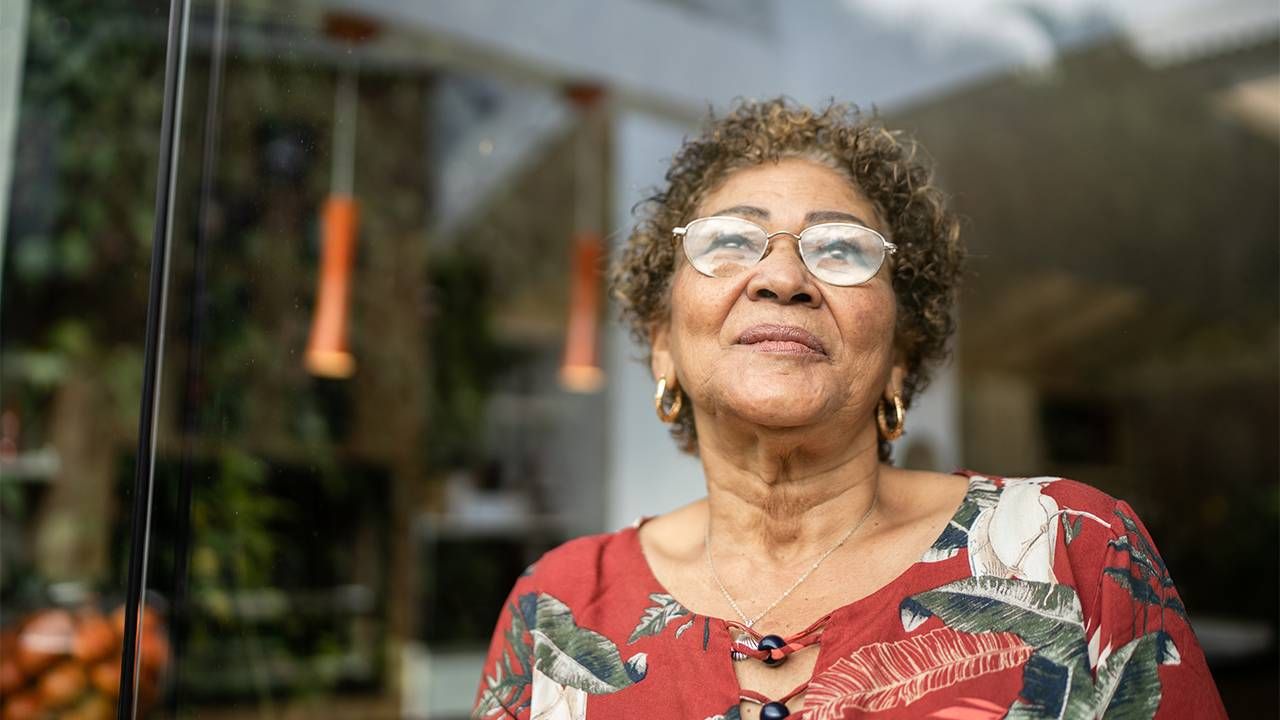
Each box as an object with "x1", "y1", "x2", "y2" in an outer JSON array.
[
  {"x1": 649, "y1": 323, "x2": 674, "y2": 383},
  {"x1": 884, "y1": 361, "x2": 907, "y2": 401}
]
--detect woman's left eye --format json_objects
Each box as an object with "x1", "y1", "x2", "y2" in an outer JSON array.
[
  {"x1": 710, "y1": 234, "x2": 749, "y2": 250},
  {"x1": 817, "y1": 240, "x2": 856, "y2": 260}
]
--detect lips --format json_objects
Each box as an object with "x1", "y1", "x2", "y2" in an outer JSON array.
[{"x1": 736, "y1": 324, "x2": 827, "y2": 355}]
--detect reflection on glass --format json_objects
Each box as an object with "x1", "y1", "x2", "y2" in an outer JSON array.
[
  {"x1": 1, "y1": 0, "x2": 169, "y2": 717},
  {"x1": 888, "y1": 36, "x2": 1278, "y2": 713},
  {"x1": 130, "y1": 3, "x2": 609, "y2": 718}
]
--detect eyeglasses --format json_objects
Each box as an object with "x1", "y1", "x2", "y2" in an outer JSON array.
[{"x1": 672, "y1": 215, "x2": 896, "y2": 287}]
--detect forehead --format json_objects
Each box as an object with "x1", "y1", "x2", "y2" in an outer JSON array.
[{"x1": 696, "y1": 157, "x2": 880, "y2": 228}]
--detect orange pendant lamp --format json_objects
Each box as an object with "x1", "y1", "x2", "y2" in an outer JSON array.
[
  {"x1": 305, "y1": 13, "x2": 378, "y2": 379},
  {"x1": 560, "y1": 229, "x2": 606, "y2": 392},
  {"x1": 305, "y1": 193, "x2": 358, "y2": 379},
  {"x1": 558, "y1": 84, "x2": 607, "y2": 393}
]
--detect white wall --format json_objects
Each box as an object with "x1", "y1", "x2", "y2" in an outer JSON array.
[
  {"x1": 897, "y1": 354, "x2": 962, "y2": 472},
  {"x1": 604, "y1": 110, "x2": 705, "y2": 531}
]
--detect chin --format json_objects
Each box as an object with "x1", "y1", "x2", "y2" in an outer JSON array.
[
  {"x1": 720, "y1": 385, "x2": 833, "y2": 427},
  {"x1": 734, "y1": 362, "x2": 829, "y2": 393}
]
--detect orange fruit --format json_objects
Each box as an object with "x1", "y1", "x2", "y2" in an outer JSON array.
[
  {"x1": 0, "y1": 626, "x2": 18, "y2": 657},
  {"x1": 0, "y1": 658, "x2": 25, "y2": 696},
  {"x1": 89, "y1": 660, "x2": 120, "y2": 697},
  {"x1": 71, "y1": 615, "x2": 116, "y2": 665},
  {"x1": 36, "y1": 661, "x2": 88, "y2": 709},
  {"x1": 15, "y1": 609, "x2": 73, "y2": 676},
  {"x1": 0, "y1": 691, "x2": 41, "y2": 720},
  {"x1": 138, "y1": 629, "x2": 169, "y2": 675}
]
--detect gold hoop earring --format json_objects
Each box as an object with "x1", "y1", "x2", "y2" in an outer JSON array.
[
  {"x1": 877, "y1": 394, "x2": 906, "y2": 441},
  {"x1": 655, "y1": 375, "x2": 683, "y2": 424}
]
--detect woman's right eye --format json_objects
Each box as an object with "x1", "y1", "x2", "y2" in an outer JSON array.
[{"x1": 709, "y1": 233, "x2": 749, "y2": 250}]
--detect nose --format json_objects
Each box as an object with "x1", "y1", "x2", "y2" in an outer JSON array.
[{"x1": 745, "y1": 235, "x2": 822, "y2": 307}]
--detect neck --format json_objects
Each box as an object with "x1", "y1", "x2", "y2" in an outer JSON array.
[{"x1": 696, "y1": 412, "x2": 884, "y2": 567}]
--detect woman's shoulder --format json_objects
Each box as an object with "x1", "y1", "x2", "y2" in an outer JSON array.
[
  {"x1": 913, "y1": 472, "x2": 1226, "y2": 716},
  {"x1": 958, "y1": 470, "x2": 1134, "y2": 523},
  {"x1": 954, "y1": 470, "x2": 1163, "y2": 587},
  {"x1": 513, "y1": 521, "x2": 652, "y2": 599}
]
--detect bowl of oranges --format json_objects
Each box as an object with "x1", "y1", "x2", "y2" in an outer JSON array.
[{"x1": 0, "y1": 601, "x2": 169, "y2": 720}]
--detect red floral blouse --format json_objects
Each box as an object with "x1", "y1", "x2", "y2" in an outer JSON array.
[{"x1": 472, "y1": 473, "x2": 1227, "y2": 719}]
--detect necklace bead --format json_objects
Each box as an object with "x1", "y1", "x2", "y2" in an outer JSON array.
[
  {"x1": 760, "y1": 701, "x2": 791, "y2": 719},
  {"x1": 757, "y1": 634, "x2": 787, "y2": 666}
]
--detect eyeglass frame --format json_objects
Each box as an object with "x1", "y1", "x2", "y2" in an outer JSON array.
[{"x1": 671, "y1": 215, "x2": 898, "y2": 287}]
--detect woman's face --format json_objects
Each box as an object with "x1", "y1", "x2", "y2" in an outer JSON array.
[{"x1": 652, "y1": 157, "x2": 902, "y2": 437}]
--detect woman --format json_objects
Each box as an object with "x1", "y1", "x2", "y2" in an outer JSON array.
[{"x1": 471, "y1": 99, "x2": 1226, "y2": 719}]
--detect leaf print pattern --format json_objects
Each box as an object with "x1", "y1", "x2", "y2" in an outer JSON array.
[
  {"x1": 901, "y1": 545, "x2": 1185, "y2": 720},
  {"x1": 901, "y1": 577, "x2": 1085, "y2": 664},
  {"x1": 475, "y1": 593, "x2": 537, "y2": 718},
  {"x1": 531, "y1": 593, "x2": 647, "y2": 694},
  {"x1": 1103, "y1": 568, "x2": 1162, "y2": 607},
  {"x1": 903, "y1": 576, "x2": 1096, "y2": 719},
  {"x1": 927, "y1": 696, "x2": 1009, "y2": 719},
  {"x1": 1062, "y1": 514, "x2": 1084, "y2": 545},
  {"x1": 1087, "y1": 616, "x2": 1110, "y2": 672},
  {"x1": 805, "y1": 627, "x2": 1033, "y2": 717},
  {"x1": 922, "y1": 476, "x2": 1001, "y2": 562},
  {"x1": 1092, "y1": 631, "x2": 1177, "y2": 719},
  {"x1": 1007, "y1": 630, "x2": 1177, "y2": 719},
  {"x1": 1105, "y1": 507, "x2": 1188, "y2": 636},
  {"x1": 627, "y1": 593, "x2": 690, "y2": 644},
  {"x1": 1003, "y1": 653, "x2": 1077, "y2": 719}
]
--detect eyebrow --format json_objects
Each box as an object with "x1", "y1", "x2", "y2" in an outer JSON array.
[
  {"x1": 709, "y1": 204, "x2": 769, "y2": 220},
  {"x1": 805, "y1": 210, "x2": 872, "y2": 226},
  {"x1": 708, "y1": 205, "x2": 874, "y2": 228}
]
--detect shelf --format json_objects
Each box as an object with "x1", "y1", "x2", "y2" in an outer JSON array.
[
  {"x1": 0, "y1": 351, "x2": 70, "y2": 385},
  {"x1": 414, "y1": 510, "x2": 566, "y2": 539},
  {"x1": 193, "y1": 584, "x2": 378, "y2": 622},
  {"x1": 0, "y1": 447, "x2": 60, "y2": 482}
]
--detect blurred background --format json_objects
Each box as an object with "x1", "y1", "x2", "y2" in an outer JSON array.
[{"x1": 0, "y1": 0, "x2": 1275, "y2": 717}]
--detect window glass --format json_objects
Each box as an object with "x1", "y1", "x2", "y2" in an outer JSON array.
[
  {"x1": 1, "y1": 1, "x2": 170, "y2": 718},
  {"x1": 139, "y1": 3, "x2": 610, "y2": 717}
]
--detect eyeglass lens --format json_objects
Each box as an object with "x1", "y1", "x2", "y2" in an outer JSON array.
[{"x1": 681, "y1": 216, "x2": 886, "y2": 286}]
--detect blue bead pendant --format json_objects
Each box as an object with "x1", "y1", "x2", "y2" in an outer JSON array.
[
  {"x1": 757, "y1": 634, "x2": 787, "y2": 666},
  {"x1": 760, "y1": 701, "x2": 790, "y2": 719}
]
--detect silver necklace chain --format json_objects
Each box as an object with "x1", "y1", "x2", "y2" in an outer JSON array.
[{"x1": 705, "y1": 496, "x2": 877, "y2": 629}]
